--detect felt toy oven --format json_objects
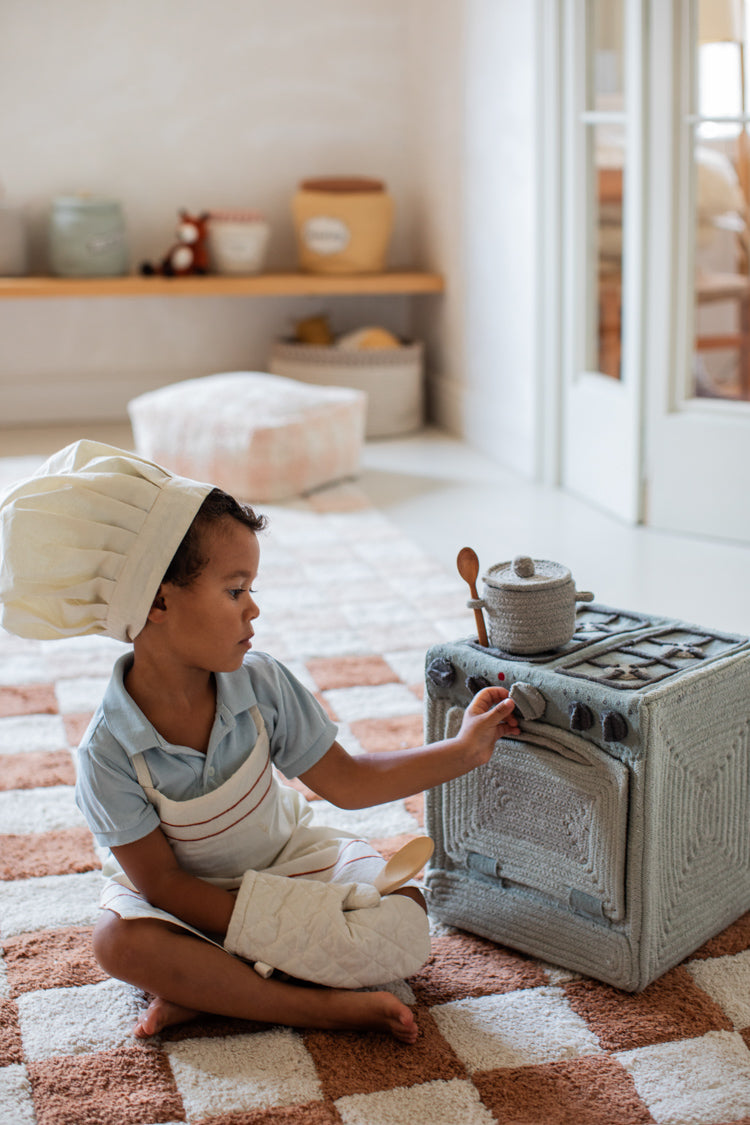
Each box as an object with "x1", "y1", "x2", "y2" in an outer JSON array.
[{"x1": 423, "y1": 603, "x2": 750, "y2": 990}]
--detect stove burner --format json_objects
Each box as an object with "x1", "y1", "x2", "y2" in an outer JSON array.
[{"x1": 560, "y1": 627, "x2": 747, "y2": 690}]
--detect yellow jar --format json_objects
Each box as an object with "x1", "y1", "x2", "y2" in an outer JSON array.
[{"x1": 292, "y1": 176, "x2": 394, "y2": 274}]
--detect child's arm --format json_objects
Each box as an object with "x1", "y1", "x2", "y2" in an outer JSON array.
[
  {"x1": 110, "y1": 828, "x2": 237, "y2": 936},
  {"x1": 299, "y1": 684, "x2": 520, "y2": 810}
]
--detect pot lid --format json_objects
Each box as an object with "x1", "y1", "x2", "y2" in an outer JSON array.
[{"x1": 484, "y1": 555, "x2": 572, "y2": 591}]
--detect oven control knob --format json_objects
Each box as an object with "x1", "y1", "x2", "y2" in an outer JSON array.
[
  {"x1": 601, "y1": 710, "x2": 628, "y2": 742},
  {"x1": 466, "y1": 674, "x2": 491, "y2": 695},
  {"x1": 509, "y1": 681, "x2": 546, "y2": 720},
  {"x1": 427, "y1": 658, "x2": 456, "y2": 688},
  {"x1": 568, "y1": 701, "x2": 595, "y2": 732}
]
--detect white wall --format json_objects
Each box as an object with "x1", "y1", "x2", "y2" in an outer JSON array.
[
  {"x1": 0, "y1": 0, "x2": 542, "y2": 479},
  {"x1": 0, "y1": 0, "x2": 419, "y2": 424},
  {"x1": 407, "y1": 0, "x2": 541, "y2": 477}
]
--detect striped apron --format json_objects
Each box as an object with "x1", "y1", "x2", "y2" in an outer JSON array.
[{"x1": 100, "y1": 704, "x2": 387, "y2": 946}]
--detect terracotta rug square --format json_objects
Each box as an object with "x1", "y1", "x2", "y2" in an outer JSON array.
[
  {"x1": 691, "y1": 913, "x2": 750, "y2": 960},
  {"x1": 349, "y1": 714, "x2": 425, "y2": 753},
  {"x1": 0, "y1": 998, "x2": 23, "y2": 1066},
  {"x1": 27, "y1": 1042, "x2": 182, "y2": 1125},
  {"x1": 2, "y1": 926, "x2": 106, "y2": 997},
  {"x1": 473, "y1": 1054, "x2": 654, "y2": 1125},
  {"x1": 0, "y1": 827, "x2": 99, "y2": 880},
  {"x1": 304, "y1": 1008, "x2": 466, "y2": 1100},
  {"x1": 0, "y1": 684, "x2": 58, "y2": 718},
  {"x1": 0, "y1": 749, "x2": 75, "y2": 790},
  {"x1": 305, "y1": 655, "x2": 399, "y2": 691},
  {"x1": 409, "y1": 932, "x2": 549, "y2": 1007},
  {"x1": 563, "y1": 966, "x2": 732, "y2": 1051}
]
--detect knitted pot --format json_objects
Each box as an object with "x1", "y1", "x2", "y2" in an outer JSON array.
[{"x1": 479, "y1": 555, "x2": 594, "y2": 654}]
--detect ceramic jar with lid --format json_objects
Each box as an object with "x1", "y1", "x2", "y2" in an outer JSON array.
[
  {"x1": 292, "y1": 176, "x2": 394, "y2": 274},
  {"x1": 49, "y1": 195, "x2": 128, "y2": 277}
]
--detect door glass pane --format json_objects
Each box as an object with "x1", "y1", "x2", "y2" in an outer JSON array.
[
  {"x1": 590, "y1": 0, "x2": 624, "y2": 108},
  {"x1": 693, "y1": 0, "x2": 750, "y2": 401},
  {"x1": 594, "y1": 124, "x2": 626, "y2": 379},
  {"x1": 587, "y1": 0, "x2": 626, "y2": 380}
]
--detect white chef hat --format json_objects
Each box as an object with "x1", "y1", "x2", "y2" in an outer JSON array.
[{"x1": 0, "y1": 440, "x2": 213, "y2": 643}]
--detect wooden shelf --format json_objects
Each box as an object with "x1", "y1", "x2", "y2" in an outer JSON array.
[{"x1": 0, "y1": 270, "x2": 444, "y2": 299}]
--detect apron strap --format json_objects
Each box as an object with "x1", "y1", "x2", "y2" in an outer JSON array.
[
  {"x1": 132, "y1": 750, "x2": 156, "y2": 793},
  {"x1": 131, "y1": 703, "x2": 267, "y2": 800}
]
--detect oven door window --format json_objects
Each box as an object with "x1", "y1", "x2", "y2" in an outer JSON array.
[{"x1": 438, "y1": 709, "x2": 629, "y2": 923}]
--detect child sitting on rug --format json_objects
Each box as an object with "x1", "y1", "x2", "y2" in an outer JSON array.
[{"x1": 0, "y1": 441, "x2": 519, "y2": 1044}]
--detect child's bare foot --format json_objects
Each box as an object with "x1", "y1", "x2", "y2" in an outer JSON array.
[
  {"x1": 324, "y1": 989, "x2": 419, "y2": 1044},
  {"x1": 133, "y1": 996, "x2": 200, "y2": 1038}
]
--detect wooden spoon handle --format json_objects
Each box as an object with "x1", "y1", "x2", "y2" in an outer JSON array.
[{"x1": 456, "y1": 547, "x2": 489, "y2": 647}]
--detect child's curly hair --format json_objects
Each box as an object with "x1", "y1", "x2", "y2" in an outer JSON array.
[{"x1": 161, "y1": 488, "x2": 267, "y2": 587}]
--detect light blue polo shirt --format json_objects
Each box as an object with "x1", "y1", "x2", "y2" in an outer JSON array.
[{"x1": 75, "y1": 650, "x2": 338, "y2": 849}]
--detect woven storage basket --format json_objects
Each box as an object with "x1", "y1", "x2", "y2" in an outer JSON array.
[{"x1": 268, "y1": 339, "x2": 423, "y2": 438}]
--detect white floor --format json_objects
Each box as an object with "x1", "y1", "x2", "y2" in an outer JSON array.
[{"x1": 2, "y1": 421, "x2": 750, "y2": 637}]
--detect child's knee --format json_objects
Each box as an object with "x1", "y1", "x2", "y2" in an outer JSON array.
[
  {"x1": 92, "y1": 909, "x2": 130, "y2": 974},
  {"x1": 92, "y1": 910, "x2": 166, "y2": 977}
]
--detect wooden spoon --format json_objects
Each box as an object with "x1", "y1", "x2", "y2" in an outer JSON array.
[
  {"x1": 373, "y1": 836, "x2": 435, "y2": 894},
  {"x1": 456, "y1": 546, "x2": 489, "y2": 646}
]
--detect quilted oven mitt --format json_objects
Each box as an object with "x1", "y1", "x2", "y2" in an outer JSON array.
[{"x1": 224, "y1": 868, "x2": 430, "y2": 988}]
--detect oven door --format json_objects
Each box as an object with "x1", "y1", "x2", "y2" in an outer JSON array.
[{"x1": 433, "y1": 708, "x2": 629, "y2": 923}]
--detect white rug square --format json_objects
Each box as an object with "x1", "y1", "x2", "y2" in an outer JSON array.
[
  {"x1": 686, "y1": 949, "x2": 750, "y2": 1028},
  {"x1": 54, "y1": 675, "x2": 109, "y2": 714},
  {"x1": 164, "y1": 1027, "x2": 322, "y2": 1117},
  {"x1": 279, "y1": 627, "x2": 371, "y2": 659},
  {"x1": 341, "y1": 598, "x2": 426, "y2": 629},
  {"x1": 0, "y1": 870, "x2": 101, "y2": 936},
  {"x1": 0, "y1": 785, "x2": 86, "y2": 834},
  {"x1": 0, "y1": 713, "x2": 67, "y2": 754},
  {"x1": 615, "y1": 1029, "x2": 750, "y2": 1125},
  {"x1": 323, "y1": 682, "x2": 423, "y2": 723},
  {"x1": 382, "y1": 648, "x2": 430, "y2": 685},
  {"x1": 360, "y1": 622, "x2": 445, "y2": 654},
  {"x1": 41, "y1": 634, "x2": 127, "y2": 680},
  {"x1": 309, "y1": 798, "x2": 421, "y2": 840},
  {"x1": 17, "y1": 978, "x2": 141, "y2": 1060},
  {"x1": 0, "y1": 1065, "x2": 36, "y2": 1125},
  {"x1": 431, "y1": 986, "x2": 603, "y2": 1072},
  {"x1": 336, "y1": 1077, "x2": 496, "y2": 1125}
]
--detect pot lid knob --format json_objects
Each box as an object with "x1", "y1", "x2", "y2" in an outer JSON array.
[{"x1": 512, "y1": 555, "x2": 535, "y2": 579}]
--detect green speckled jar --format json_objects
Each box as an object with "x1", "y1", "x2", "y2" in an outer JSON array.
[{"x1": 49, "y1": 196, "x2": 128, "y2": 276}]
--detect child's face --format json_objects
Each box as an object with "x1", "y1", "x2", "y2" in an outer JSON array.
[{"x1": 157, "y1": 517, "x2": 260, "y2": 673}]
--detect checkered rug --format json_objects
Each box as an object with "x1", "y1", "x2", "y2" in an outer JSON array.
[{"x1": 2, "y1": 465, "x2": 750, "y2": 1125}]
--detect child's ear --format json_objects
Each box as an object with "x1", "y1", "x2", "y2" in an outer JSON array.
[{"x1": 147, "y1": 586, "x2": 168, "y2": 622}]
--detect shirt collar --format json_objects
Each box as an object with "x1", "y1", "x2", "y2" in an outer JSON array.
[{"x1": 101, "y1": 653, "x2": 258, "y2": 759}]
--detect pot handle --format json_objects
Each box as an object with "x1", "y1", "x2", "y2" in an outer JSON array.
[{"x1": 575, "y1": 589, "x2": 595, "y2": 603}]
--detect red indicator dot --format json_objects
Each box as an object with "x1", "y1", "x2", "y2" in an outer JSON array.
[{"x1": 497, "y1": 672, "x2": 505, "y2": 681}]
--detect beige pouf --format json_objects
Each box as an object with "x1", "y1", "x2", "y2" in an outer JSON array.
[{"x1": 127, "y1": 371, "x2": 366, "y2": 502}]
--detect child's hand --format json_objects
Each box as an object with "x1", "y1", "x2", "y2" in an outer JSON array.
[{"x1": 456, "y1": 686, "x2": 520, "y2": 770}]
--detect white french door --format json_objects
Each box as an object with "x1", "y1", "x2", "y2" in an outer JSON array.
[
  {"x1": 559, "y1": 0, "x2": 645, "y2": 524},
  {"x1": 557, "y1": 0, "x2": 750, "y2": 543},
  {"x1": 645, "y1": 0, "x2": 750, "y2": 543}
]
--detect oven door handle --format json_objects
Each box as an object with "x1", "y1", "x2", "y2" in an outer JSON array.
[
  {"x1": 503, "y1": 720, "x2": 593, "y2": 766},
  {"x1": 444, "y1": 706, "x2": 594, "y2": 766}
]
